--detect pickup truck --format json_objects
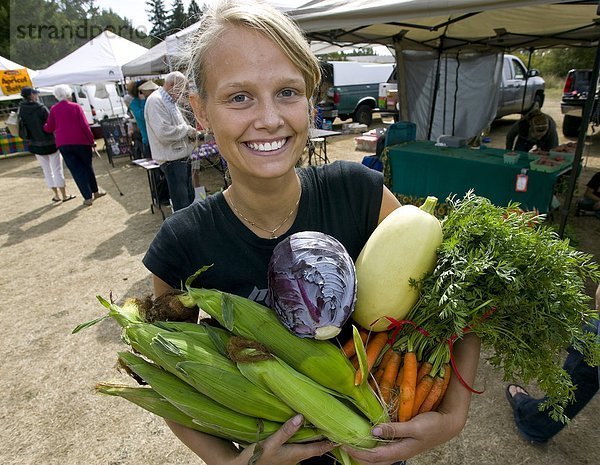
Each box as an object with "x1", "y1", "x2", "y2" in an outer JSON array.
[
  {"x1": 378, "y1": 54, "x2": 545, "y2": 122},
  {"x1": 496, "y1": 54, "x2": 545, "y2": 118},
  {"x1": 560, "y1": 68, "x2": 599, "y2": 137},
  {"x1": 317, "y1": 61, "x2": 395, "y2": 127}
]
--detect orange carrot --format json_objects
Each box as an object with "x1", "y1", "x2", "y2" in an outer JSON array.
[
  {"x1": 355, "y1": 331, "x2": 388, "y2": 386},
  {"x1": 411, "y1": 374, "x2": 434, "y2": 417},
  {"x1": 431, "y1": 364, "x2": 452, "y2": 411},
  {"x1": 378, "y1": 346, "x2": 393, "y2": 368},
  {"x1": 416, "y1": 361, "x2": 433, "y2": 384},
  {"x1": 342, "y1": 328, "x2": 368, "y2": 358},
  {"x1": 395, "y1": 364, "x2": 404, "y2": 388},
  {"x1": 350, "y1": 355, "x2": 360, "y2": 370},
  {"x1": 379, "y1": 351, "x2": 401, "y2": 405},
  {"x1": 418, "y1": 375, "x2": 445, "y2": 414},
  {"x1": 397, "y1": 351, "x2": 417, "y2": 421},
  {"x1": 374, "y1": 366, "x2": 386, "y2": 384}
]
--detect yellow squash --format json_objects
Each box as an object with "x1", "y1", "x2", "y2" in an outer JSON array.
[{"x1": 353, "y1": 196, "x2": 442, "y2": 331}]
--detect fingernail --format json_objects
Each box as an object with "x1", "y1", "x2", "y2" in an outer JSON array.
[
  {"x1": 372, "y1": 427, "x2": 383, "y2": 437},
  {"x1": 292, "y1": 414, "x2": 303, "y2": 426}
]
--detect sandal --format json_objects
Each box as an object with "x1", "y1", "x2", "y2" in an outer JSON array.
[
  {"x1": 62, "y1": 194, "x2": 76, "y2": 202},
  {"x1": 52, "y1": 197, "x2": 61, "y2": 202},
  {"x1": 505, "y1": 384, "x2": 530, "y2": 411}
]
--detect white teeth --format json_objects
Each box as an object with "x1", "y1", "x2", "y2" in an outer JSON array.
[{"x1": 248, "y1": 139, "x2": 285, "y2": 152}]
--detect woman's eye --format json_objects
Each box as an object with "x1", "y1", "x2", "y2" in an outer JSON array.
[
  {"x1": 280, "y1": 89, "x2": 297, "y2": 98},
  {"x1": 231, "y1": 94, "x2": 248, "y2": 103}
]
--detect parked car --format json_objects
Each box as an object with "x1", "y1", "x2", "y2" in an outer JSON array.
[
  {"x1": 496, "y1": 54, "x2": 545, "y2": 118},
  {"x1": 377, "y1": 54, "x2": 545, "y2": 122},
  {"x1": 317, "y1": 61, "x2": 395, "y2": 126},
  {"x1": 560, "y1": 68, "x2": 600, "y2": 137}
]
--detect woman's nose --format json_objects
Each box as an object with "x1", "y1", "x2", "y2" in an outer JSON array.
[{"x1": 255, "y1": 99, "x2": 284, "y2": 130}]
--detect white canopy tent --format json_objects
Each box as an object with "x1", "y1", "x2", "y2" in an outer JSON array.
[
  {"x1": 121, "y1": 41, "x2": 169, "y2": 77},
  {"x1": 0, "y1": 56, "x2": 38, "y2": 101},
  {"x1": 290, "y1": 0, "x2": 600, "y2": 140},
  {"x1": 290, "y1": 0, "x2": 600, "y2": 234},
  {"x1": 32, "y1": 31, "x2": 148, "y2": 87},
  {"x1": 0, "y1": 55, "x2": 37, "y2": 77}
]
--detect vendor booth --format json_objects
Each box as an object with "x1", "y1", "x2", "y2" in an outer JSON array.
[
  {"x1": 290, "y1": 0, "x2": 600, "y2": 230},
  {"x1": 382, "y1": 141, "x2": 572, "y2": 214}
]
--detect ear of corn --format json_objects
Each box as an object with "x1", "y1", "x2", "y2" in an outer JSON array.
[
  {"x1": 95, "y1": 384, "x2": 217, "y2": 435},
  {"x1": 153, "y1": 321, "x2": 232, "y2": 355},
  {"x1": 116, "y1": 351, "x2": 322, "y2": 444},
  {"x1": 229, "y1": 337, "x2": 377, "y2": 449},
  {"x1": 182, "y1": 287, "x2": 388, "y2": 424},
  {"x1": 125, "y1": 324, "x2": 296, "y2": 422}
]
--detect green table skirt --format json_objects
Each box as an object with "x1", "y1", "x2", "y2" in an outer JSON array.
[{"x1": 383, "y1": 141, "x2": 569, "y2": 214}]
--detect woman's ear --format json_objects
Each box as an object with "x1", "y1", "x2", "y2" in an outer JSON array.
[{"x1": 189, "y1": 93, "x2": 210, "y2": 129}]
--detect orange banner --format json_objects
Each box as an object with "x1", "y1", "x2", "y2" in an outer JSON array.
[{"x1": 0, "y1": 69, "x2": 33, "y2": 96}]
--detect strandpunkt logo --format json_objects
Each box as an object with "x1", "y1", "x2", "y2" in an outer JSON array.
[{"x1": 14, "y1": 19, "x2": 148, "y2": 42}]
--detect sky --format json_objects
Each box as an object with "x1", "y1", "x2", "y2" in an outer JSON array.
[
  {"x1": 93, "y1": 1, "x2": 390, "y2": 55},
  {"x1": 94, "y1": 0, "x2": 181, "y2": 31},
  {"x1": 94, "y1": 0, "x2": 307, "y2": 33}
]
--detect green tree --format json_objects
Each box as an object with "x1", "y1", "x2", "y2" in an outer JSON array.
[
  {"x1": 187, "y1": 0, "x2": 202, "y2": 22},
  {"x1": 9, "y1": 0, "x2": 148, "y2": 70},
  {"x1": 146, "y1": 0, "x2": 168, "y2": 42},
  {"x1": 0, "y1": 0, "x2": 10, "y2": 59},
  {"x1": 167, "y1": 0, "x2": 187, "y2": 33}
]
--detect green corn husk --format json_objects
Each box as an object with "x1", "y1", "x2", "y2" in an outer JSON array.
[
  {"x1": 229, "y1": 337, "x2": 377, "y2": 449},
  {"x1": 153, "y1": 320, "x2": 232, "y2": 354},
  {"x1": 117, "y1": 351, "x2": 322, "y2": 444},
  {"x1": 125, "y1": 323, "x2": 297, "y2": 422},
  {"x1": 95, "y1": 384, "x2": 219, "y2": 435},
  {"x1": 181, "y1": 279, "x2": 387, "y2": 424}
]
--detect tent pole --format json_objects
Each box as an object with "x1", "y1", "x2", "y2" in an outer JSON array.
[
  {"x1": 520, "y1": 48, "x2": 534, "y2": 114},
  {"x1": 393, "y1": 39, "x2": 409, "y2": 121},
  {"x1": 557, "y1": 40, "x2": 600, "y2": 237},
  {"x1": 427, "y1": 41, "x2": 444, "y2": 140}
]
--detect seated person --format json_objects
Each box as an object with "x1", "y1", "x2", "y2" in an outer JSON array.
[
  {"x1": 576, "y1": 172, "x2": 600, "y2": 217},
  {"x1": 506, "y1": 110, "x2": 559, "y2": 152}
]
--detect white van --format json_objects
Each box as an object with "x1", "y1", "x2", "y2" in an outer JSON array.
[
  {"x1": 39, "y1": 82, "x2": 127, "y2": 124},
  {"x1": 71, "y1": 82, "x2": 127, "y2": 124}
]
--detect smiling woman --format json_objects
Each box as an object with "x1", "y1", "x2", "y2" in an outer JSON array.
[{"x1": 140, "y1": 0, "x2": 480, "y2": 464}]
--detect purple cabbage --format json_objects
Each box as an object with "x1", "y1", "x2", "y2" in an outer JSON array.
[{"x1": 267, "y1": 231, "x2": 356, "y2": 340}]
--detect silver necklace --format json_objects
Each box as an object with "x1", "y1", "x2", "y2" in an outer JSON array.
[{"x1": 227, "y1": 188, "x2": 301, "y2": 239}]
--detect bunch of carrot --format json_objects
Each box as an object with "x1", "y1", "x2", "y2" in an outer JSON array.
[{"x1": 342, "y1": 329, "x2": 452, "y2": 422}]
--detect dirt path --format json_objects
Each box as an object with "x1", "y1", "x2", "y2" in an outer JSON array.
[{"x1": 1, "y1": 94, "x2": 599, "y2": 464}]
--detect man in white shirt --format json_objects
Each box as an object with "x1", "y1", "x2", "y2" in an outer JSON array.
[{"x1": 145, "y1": 71, "x2": 197, "y2": 211}]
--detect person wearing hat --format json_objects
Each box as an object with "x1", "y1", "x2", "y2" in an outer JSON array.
[
  {"x1": 506, "y1": 109, "x2": 559, "y2": 152},
  {"x1": 18, "y1": 86, "x2": 75, "y2": 203},
  {"x1": 127, "y1": 80, "x2": 158, "y2": 158}
]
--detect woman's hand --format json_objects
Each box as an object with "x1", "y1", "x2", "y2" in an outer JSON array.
[
  {"x1": 168, "y1": 414, "x2": 333, "y2": 465},
  {"x1": 344, "y1": 333, "x2": 481, "y2": 465},
  {"x1": 232, "y1": 414, "x2": 334, "y2": 465},
  {"x1": 342, "y1": 408, "x2": 466, "y2": 465}
]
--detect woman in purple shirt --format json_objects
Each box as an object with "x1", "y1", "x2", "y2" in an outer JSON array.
[{"x1": 44, "y1": 84, "x2": 105, "y2": 206}]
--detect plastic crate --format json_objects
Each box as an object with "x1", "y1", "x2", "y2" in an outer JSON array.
[
  {"x1": 529, "y1": 159, "x2": 569, "y2": 173},
  {"x1": 549, "y1": 151, "x2": 575, "y2": 163}
]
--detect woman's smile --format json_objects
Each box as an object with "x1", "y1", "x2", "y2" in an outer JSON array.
[{"x1": 244, "y1": 138, "x2": 289, "y2": 154}]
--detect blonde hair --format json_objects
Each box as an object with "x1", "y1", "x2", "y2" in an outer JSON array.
[{"x1": 183, "y1": 0, "x2": 321, "y2": 102}]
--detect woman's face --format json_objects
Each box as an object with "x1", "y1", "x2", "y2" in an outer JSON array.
[{"x1": 191, "y1": 26, "x2": 309, "y2": 181}]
